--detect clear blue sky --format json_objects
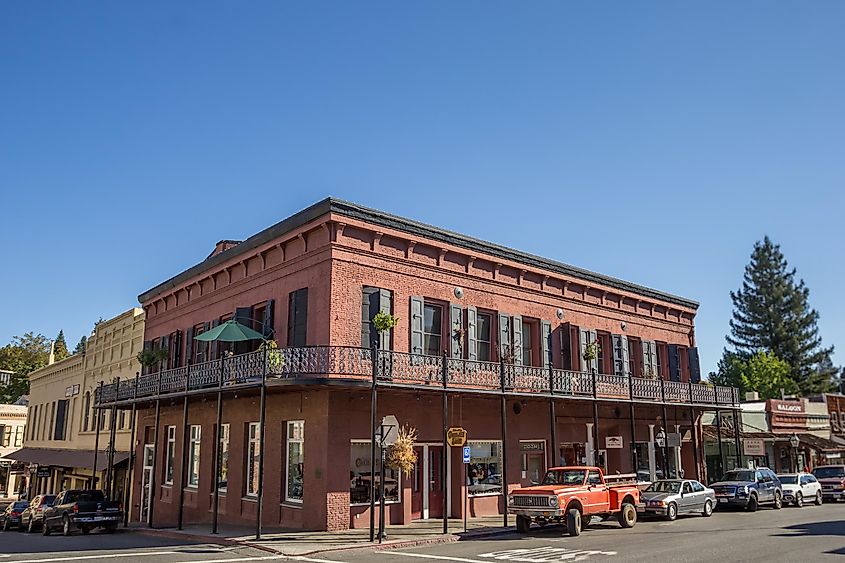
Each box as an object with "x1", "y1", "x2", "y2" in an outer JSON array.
[{"x1": 2, "y1": 1, "x2": 843, "y2": 376}]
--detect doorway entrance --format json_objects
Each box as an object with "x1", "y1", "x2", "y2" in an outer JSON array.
[
  {"x1": 411, "y1": 444, "x2": 446, "y2": 520},
  {"x1": 140, "y1": 444, "x2": 154, "y2": 524}
]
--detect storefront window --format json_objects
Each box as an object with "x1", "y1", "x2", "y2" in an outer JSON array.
[
  {"x1": 218, "y1": 424, "x2": 229, "y2": 491},
  {"x1": 286, "y1": 421, "x2": 304, "y2": 502},
  {"x1": 246, "y1": 422, "x2": 261, "y2": 497},
  {"x1": 466, "y1": 441, "x2": 502, "y2": 496},
  {"x1": 164, "y1": 426, "x2": 176, "y2": 484},
  {"x1": 349, "y1": 441, "x2": 400, "y2": 504},
  {"x1": 188, "y1": 425, "x2": 201, "y2": 487}
]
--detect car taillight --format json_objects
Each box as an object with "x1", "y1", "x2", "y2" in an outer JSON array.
[
  {"x1": 73, "y1": 504, "x2": 79, "y2": 514},
  {"x1": 11, "y1": 512, "x2": 20, "y2": 517},
  {"x1": 119, "y1": 503, "x2": 123, "y2": 512}
]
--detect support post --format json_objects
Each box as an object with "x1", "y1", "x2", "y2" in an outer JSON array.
[
  {"x1": 369, "y1": 343, "x2": 378, "y2": 542},
  {"x1": 733, "y1": 409, "x2": 743, "y2": 470},
  {"x1": 256, "y1": 347, "x2": 268, "y2": 540},
  {"x1": 378, "y1": 424, "x2": 387, "y2": 543},
  {"x1": 177, "y1": 366, "x2": 190, "y2": 531},
  {"x1": 689, "y1": 381, "x2": 701, "y2": 482},
  {"x1": 106, "y1": 377, "x2": 120, "y2": 499},
  {"x1": 441, "y1": 351, "x2": 448, "y2": 535},
  {"x1": 123, "y1": 373, "x2": 139, "y2": 527},
  {"x1": 715, "y1": 410, "x2": 725, "y2": 480},
  {"x1": 548, "y1": 363, "x2": 557, "y2": 468},
  {"x1": 92, "y1": 381, "x2": 103, "y2": 489},
  {"x1": 660, "y1": 379, "x2": 669, "y2": 477},
  {"x1": 629, "y1": 375, "x2": 637, "y2": 475},
  {"x1": 591, "y1": 373, "x2": 599, "y2": 467},
  {"x1": 212, "y1": 356, "x2": 224, "y2": 534},
  {"x1": 500, "y1": 359, "x2": 508, "y2": 528},
  {"x1": 148, "y1": 368, "x2": 163, "y2": 528}
]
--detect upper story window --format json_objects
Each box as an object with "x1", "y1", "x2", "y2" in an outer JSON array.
[
  {"x1": 423, "y1": 303, "x2": 443, "y2": 356},
  {"x1": 362, "y1": 287, "x2": 394, "y2": 350},
  {"x1": 476, "y1": 312, "x2": 492, "y2": 362},
  {"x1": 521, "y1": 321, "x2": 534, "y2": 366}
]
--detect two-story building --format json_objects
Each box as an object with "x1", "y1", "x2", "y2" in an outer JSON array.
[
  {"x1": 0, "y1": 404, "x2": 27, "y2": 501},
  {"x1": 94, "y1": 198, "x2": 739, "y2": 533},
  {"x1": 9, "y1": 309, "x2": 145, "y2": 511}
]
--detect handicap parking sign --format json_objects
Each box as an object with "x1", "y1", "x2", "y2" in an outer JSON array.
[{"x1": 462, "y1": 445, "x2": 471, "y2": 464}]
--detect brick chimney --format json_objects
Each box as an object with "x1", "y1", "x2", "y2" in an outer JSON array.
[{"x1": 208, "y1": 240, "x2": 242, "y2": 259}]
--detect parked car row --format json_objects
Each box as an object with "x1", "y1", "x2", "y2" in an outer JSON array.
[
  {"x1": 0, "y1": 490, "x2": 123, "y2": 536},
  {"x1": 506, "y1": 464, "x2": 845, "y2": 537}
]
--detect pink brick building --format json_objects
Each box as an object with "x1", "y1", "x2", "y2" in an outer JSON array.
[{"x1": 95, "y1": 198, "x2": 739, "y2": 533}]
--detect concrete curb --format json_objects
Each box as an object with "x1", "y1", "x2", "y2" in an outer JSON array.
[{"x1": 127, "y1": 525, "x2": 514, "y2": 557}]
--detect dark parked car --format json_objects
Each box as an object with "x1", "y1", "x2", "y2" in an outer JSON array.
[
  {"x1": 711, "y1": 467, "x2": 782, "y2": 511},
  {"x1": 0, "y1": 501, "x2": 30, "y2": 531},
  {"x1": 19, "y1": 494, "x2": 56, "y2": 533},
  {"x1": 812, "y1": 465, "x2": 845, "y2": 502},
  {"x1": 42, "y1": 490, "x2": 122, "y2": 536}
]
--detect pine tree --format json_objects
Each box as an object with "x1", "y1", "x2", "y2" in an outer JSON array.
[
  {"x1": 727, "y1": 236, "x2": 838, "y2": 394},
  {"x1": 54, "y1": 330, "x2": 70, "y2": 361},
  {"x1": 74, "y1": 335, "x2": 87, "y2": 355}
]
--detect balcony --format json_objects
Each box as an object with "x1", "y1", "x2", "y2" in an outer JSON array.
[{"x1": 93, "y1": 346, "x2": 740, "y2": 408}]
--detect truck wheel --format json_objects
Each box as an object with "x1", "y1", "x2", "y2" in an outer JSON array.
[
  {"x1": 516, "y1": 515, "x2": 530, "y2": 533},
  {"x1": 618, "y1": 503, "x2": 637, "y2": 528},
  {"x1": 566, "y1": 509, "x2": 582, "y2": 537},
  {"x1": 746, "y1": 494, "x2": 758, "y2": 512},
  {"x1": 62, "y1": 515, "x2": 72, "y2": 537},
  {"x1": 666, "y1": 502, "x2": 678, "y2": 521}
]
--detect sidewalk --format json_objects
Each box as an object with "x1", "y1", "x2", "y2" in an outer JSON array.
[{"x1": 130, "y1": 516, "x2": 512, "y2": 556}]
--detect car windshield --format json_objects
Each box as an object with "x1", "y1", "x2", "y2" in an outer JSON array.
[
  {"x1": 778, "y1": 475, "x2": 798, "y2": 484},
  {"x1": 543, "y1": 469, "x2": 587, "y2": 486},
  {"x1": 813, "y1": 467, "x2": 845, "y2": 479},
  {"x1": 722, "y1": 470, "x2": 755, "y2": 482},
  {"x1": 77, "y1": 491, "x2": 106, "y2": 502},
  {"x1": 12, "y1": 502, "x2": 28, "y2": 510},
  {"x1": 645, "y1": 481, "x2": 681, "y2": 493},
  {"x1": 43, "y1": 495, "x2": 56, "y2": 504}
]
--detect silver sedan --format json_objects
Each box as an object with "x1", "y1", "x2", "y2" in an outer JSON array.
[{"x1": 638, "y1": 479, "x2": 716, "y2": 521}]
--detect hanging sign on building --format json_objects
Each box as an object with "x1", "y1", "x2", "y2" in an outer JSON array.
[
  {"x1": 519, "y1": 441, "x2": 544, "y2": 452},
  {"x1": 447, "y1": 427, "x2": 467, "y2": 447},
  {"x1": 743, "y1": 438, "x2": 765, "y2": 457},
  {"x1": 36, "y1": 467, "x2": 50, "y2": 478},
  {"x1": 666, "y1": 433, "x2": 682, "y2": 448},
  {"x1": 605, "y1": 436, "x2": 624, "y2": 449}
]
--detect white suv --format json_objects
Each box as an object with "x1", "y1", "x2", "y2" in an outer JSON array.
[{"x1": 777, "y1": 473, "x2": 822, "y2": 507}]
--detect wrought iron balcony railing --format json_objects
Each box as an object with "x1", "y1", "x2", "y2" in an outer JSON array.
[{"x1": 93, "y1": 346, "x2": 740, "y2": 408}]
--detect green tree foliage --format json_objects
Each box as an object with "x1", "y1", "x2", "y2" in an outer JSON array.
[
  {"x1": 711, "y1": 350, "x2": 798, "y2": 400},
  {"x1": 0, "y1": 333, "x2": 51, "y2": 403},
  {"x1": 727, "y1": 236, "x2": 838, "y2": 394},
  {"x1": 73, "y1": 335, "x2": 87, "y2": 355},
  {"x1": 54, "y1": 330, "x2": 70, "y2": 361}
]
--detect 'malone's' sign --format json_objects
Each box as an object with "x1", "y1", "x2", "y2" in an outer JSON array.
[{"x1": 446, "y1": 427, "x2": 467, "y2": 447}]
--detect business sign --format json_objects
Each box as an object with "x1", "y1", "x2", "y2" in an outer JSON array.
[
  {"x1": 375, "y1": 415, "x2": 399, "y2": 446},
  {"x1": 666, "y1": 433, "x2": 682, "y2": 448},
  {"x1": 36, "y1": 467, "x2": 50, "y2": 478},
  {"x1": 770, "y1": 400, "x2": 804, "y2": 414},
  {"x1": 519, "y1": 441, "x2": 544, "y2": 452},
  {"x1": 447, "y1": 427, "x2": 468, "y2": 447},
  {"x1": 462, "y1": 446, "x2": 471, "y2": 464},
  {"x1": 605, "y1": 436, "x2": 624, "y2": 449},
  {"x1": 743, "y1": 438, "x2": 766, "y2": 457}
]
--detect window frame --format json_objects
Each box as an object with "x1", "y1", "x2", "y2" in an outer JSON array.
[
  {"x1": 285, "y1": 420, "x2": 304, "y2": 504},
  {"x1": 466, "y1": 440, "x2": 503, "y2": 497},
  {"x1": 187, "y1": 425, "x2": 201, "y2": 488},
  {"x1": 164, "y1": 425, "x2": 176, "y2": 485},
  {"x1": 217, "y1": 423, "x2": 230, "y2": 492},
  {"x1": 422, "y1": 302, "x2": 444, "y2": 356},
  {"x1": 349, "y1": 439, "x2": 402, "y2": 506},
  {"x1": 476, "y1": 311, "x2": 493, "y2": 362},
  {"x1": 246, "y1": 422, "x2": 261, "y2": 497}
]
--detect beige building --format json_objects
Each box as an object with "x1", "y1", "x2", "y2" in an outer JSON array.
[
  {"x1": 0, "y1": 404, "x2": 27, "y2": 501},
  {"x1": 9, "y1": 308, "x2": 145, "y2": 506}
]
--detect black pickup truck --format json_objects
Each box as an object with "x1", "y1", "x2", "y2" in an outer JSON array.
[{"x1": 42, "y1": 490, "x2": 122, "y2": 536}]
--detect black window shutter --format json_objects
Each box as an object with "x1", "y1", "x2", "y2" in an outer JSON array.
[
  {"x1": 541, "y1": 321, "x2": 552, "y2": 370},
  {"x1": 184, "y1": 328, "x2": 194, "y2": 366},
  {"x1": 449, "y1": 303, "x2": 463, "y2": 359},
  {"x1": 209, "y1": 320, "x2": 220, "y2": 360},
  {"x1": 288, "y1": 288, "x2": 308, "y2": 347},
  {"x1": 160, "y1": 334, "x2": 170, "y2": 370},
  {"x1": 203, "y1": 322, "x2": 211, "y2": 360},
  {"x1": 668, "y1": 344, "x2": 680, "y2": 382},
  {"x1": 511, "y1": 315, "x2": 523, "y2": 366},
  {"x1": 378, "y1": 289, "x2": 393, "y2": 350},
  {"x1": 262, "y1": 299, "x2": 275, "y2": 339},
  {"x1": 361, "y1": 287, "x2": 378, "y2": 348},
  {"x1": 409, "y1": 296, "x2": 424, "y2": 354},
  {"x1": 171, "y1": 330, "x2": 182, "y2": 368},
  {"x1": 498, "y1": 313, "x2": 510, "y2": 362},
  {"x1": 688, "y1": 347, "x2": 702, "y2": 383},
  {"x1": 142, "y1": 340, "x2": 152, "y2": 374},
  {"x1": 561, "y1": 324, "x2": 576, "y2": 371},
  {"x1": 466, "y1": 307, "x2": 478, "y2": 361}
]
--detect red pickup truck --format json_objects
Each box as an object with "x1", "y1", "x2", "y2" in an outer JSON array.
[{"x1": 507, "y1": 466, "x2": 640, "y2": 536}]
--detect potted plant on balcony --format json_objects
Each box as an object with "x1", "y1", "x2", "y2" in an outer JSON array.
[
  {"x1": 372, "y1": 311, "x2": 399, "y2": 342},
  {"x1": 260, "y1": 339, "x2": 285, "y2": 374},
  {"x1": 582, "y1": 339, "x2": 601, "y2": 373},
  {"x1": 137, "y1": 347, "x2": 168, "y2": 369}
]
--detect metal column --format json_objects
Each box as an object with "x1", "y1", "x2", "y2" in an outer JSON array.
[
  {"x1": 106, "y1": 377, "x2": 120, "y2": 499},
  {"x1": 369, "y1": 343, "x2": 378, "y2": 542},
  {"x1": 591, "y1": 373, "x2": 599, "y2": 466},
  {"x1": 177, "y1": 367, "x2": 190, "y2": 530},
  {"x1": 499, "y1": 360, "x2": 508, "y2": 528},
  {"x1": 715, "y1": 410, "x2": 725, "y2": 479},
  {"x1": 92, "y1": 381, "x2": 103, "y2": 488},
  {"x1": 441, "y1": 351, "x2": 448, "y2": 535},
  {"x1": 548, "y1": 363, "x2": 557, "y2": 468},
  {"x1": 148, "y1": 369, "x2": 163, "y2": 528},
  {"x1": 733, "y1": 409, "x2": 744, "y2": 469},
  {"x1": 628, "y1": 375, "x2": 637, "y2": 474},
  {"x1": 211, "y1": 357, "x2": 224, "y2": 534},
  {"x1": 123, "y1": 374, "x2": 139, "y2": 527},
  {"x1": 690, "y1": 405, "x2": 701, "y2": 482},
  {"x1": 255, "y1": 347, "x2": 268, "y2": 540}
]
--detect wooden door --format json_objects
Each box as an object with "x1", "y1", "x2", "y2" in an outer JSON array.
[
  {"x1": 428, "y1": 446, "x2": 444, "y2": 519},
  {"x1": 411, "y1": 446, "x2": 423, "y2": 520}
]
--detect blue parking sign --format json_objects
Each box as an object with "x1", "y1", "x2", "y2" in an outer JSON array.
[{"x1": 462, "y1": 445, "x2": 471, "y2": 464}]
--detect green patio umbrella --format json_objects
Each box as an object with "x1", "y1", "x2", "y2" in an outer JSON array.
[{"x1": 193, "y1": 319, "x2": 268, "y2": 342}]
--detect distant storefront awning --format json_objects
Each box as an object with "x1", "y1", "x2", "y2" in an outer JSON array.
[
  {"x1": 4, "y1": 448, "x2": 129, "y2": 472},
  {"x1": 794, "y1": 433, "x2": 845, "y2": 454}
]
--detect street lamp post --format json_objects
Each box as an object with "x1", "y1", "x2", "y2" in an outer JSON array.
[{"x1": 789, "y1": 434, "x2": 800, "y2": 473}]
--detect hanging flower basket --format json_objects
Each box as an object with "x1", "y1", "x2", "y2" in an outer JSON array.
[
  {"x1": 260, "y1": 339, "x2": 285, "y2": 374},
  {"x1": 373, "y1": 311, "x2": 399, "y2": 333},
  {"x1": 386, "y1": 425, "x2": 418, "y2": 476}
]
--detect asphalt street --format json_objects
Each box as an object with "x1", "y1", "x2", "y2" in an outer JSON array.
[{"x1": 0, "y1": 502, "x2": 842, "y2": 563}]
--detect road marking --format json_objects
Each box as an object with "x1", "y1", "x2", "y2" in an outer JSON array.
[
  {"x1": 380, "y1": 553, "x2": 487, "y2": 563},
  {"x1": 479, "y1": 547, "x2": 617, "y2": 562},
  {"x1": 1, "y1": 552, "x2": 180, "y2": 563},
  {"x1": 179, "y1": 556, "x2": 343, "y2": 563}
]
